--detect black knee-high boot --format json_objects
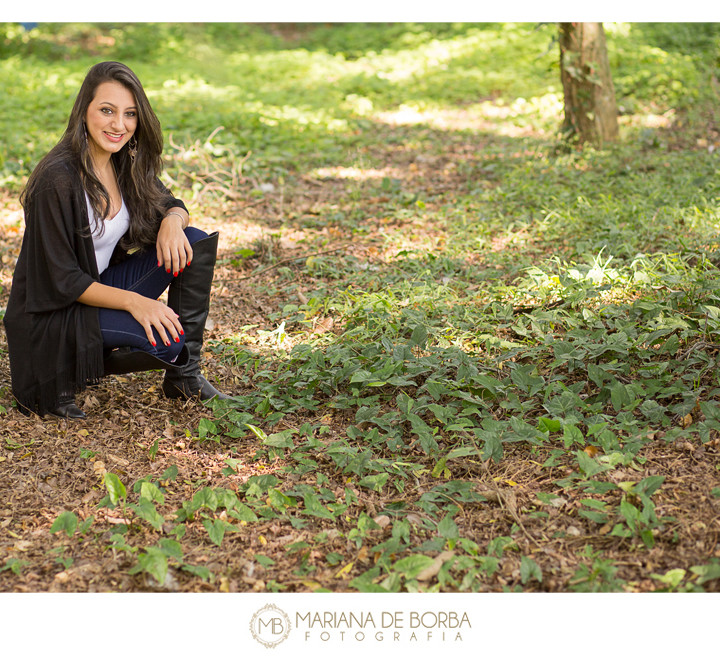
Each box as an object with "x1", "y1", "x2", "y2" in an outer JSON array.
[{"x1": 161, "y1": 231, "x2": 231, "y2": 401}]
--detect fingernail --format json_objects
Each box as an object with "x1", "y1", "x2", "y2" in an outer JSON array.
[
  {"x1": 179, "y1": 330, "x2": 184, "y2": 335},
  {"x1": 187, "y1": 261, "x2": 192, "y2": 266},
  {"x1": 166, "y1": 269, "x2": 171, "y2": 273},
  {"x1": 151, "y1": 341, "x2": 156, "y2": 347},
  {"x1": 166, "y1": 341, "x2": 171, "y2": 346},
  {"x1": 173, "y1": 272, "x2": 178, "y2": 277},
  {"x1": 175, "y1": 337, "x2": 179, "y2": 343},
  {"x1": 158, "y1": 261, "x2": 162, "y2": 267}
]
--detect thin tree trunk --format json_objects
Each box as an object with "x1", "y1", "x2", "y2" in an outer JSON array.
[{"x1": 559, "y1": 22, "x2": 619, "y2": 146}]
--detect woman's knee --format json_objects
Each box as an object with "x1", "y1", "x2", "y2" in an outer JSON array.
[
  {"x1": 184, "y1": 226, "x2": 208, "y2": 245},
  {"x1": 148, "y1": 331, "x2": 186, "y2": 363}
]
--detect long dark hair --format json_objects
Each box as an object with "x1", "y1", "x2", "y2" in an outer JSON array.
[{"x1": 21, "y1": 61, "x2": 169, "y2": 250}]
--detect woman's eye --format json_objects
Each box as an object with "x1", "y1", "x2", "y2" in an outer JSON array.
[
  {"x1": 126, "y1": 111, "x2": 137, "y2": 118},
  {"x1": 101, "y1": 108, "x2": 113, "y2": 114}
]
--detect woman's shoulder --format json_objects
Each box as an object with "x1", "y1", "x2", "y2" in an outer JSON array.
[
  {"x1": 30, "y1": 152, "x2": 82, "y2": 198},
  {"x1": 41, "y1": 153, "x2": 81, "y2": 185}
]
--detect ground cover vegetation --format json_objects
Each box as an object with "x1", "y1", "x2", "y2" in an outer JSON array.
[{"x1": 0, "y1": 22, "x2": 719, "y2": 593}]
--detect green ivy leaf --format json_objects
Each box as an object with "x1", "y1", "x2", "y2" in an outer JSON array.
[
  {"x1": 159, "y1": 465, "x2": 178, "y2": 481},
  {"x1": 50, "y1": 511, "x2": 78, "y2": 538},
  {"x1": 538, "y1": 417, "x2": 562, "y2": 434},
  {"x1": 203, "y1": 519, "x2": 227, "y2": 547},
  {"x1": 193, "y1": 487, "x2": 218, "y2": 511},
  {"x1": 392, "y1": 554, "x2": 436, "y2": 579},
  {"x1": 182, "y1": 563, "x2": 213, "y2": 582},
  {"x1": 135, "y1": 547, "x2": 168, "y2": 585},
  {"x1": 157, "y1": 539, "x2": 183, "y2": 560},
  {"x1": 140, "y1": 481, "x2": 165, "y2": 505},
  {"x1": 263, "y1": 429, "x2": 295, "y2": 449},
  {"x1": 130, "y1": 501, "x2": 165, "y2": 531},
  {"x1": 198, "y1": 418, "x2": 218, "y2": 440},
  {"x1": 409, "y1": 324, "x2": 428, "y2": 349},
  {"x1": 104, "y1": 473, "x2": 127, "y2": 506},
  {"x1": 437, "y1": 514, "x2": 459, "y2": 539},
  {"x1": 268, "y1": 488, "x2": 295, "y2": 511},
  {"x1": 245, "y1": 423, "x2": 269, "y2": 442},
  {"x1": 358, "y1": 473, "x2": 389, "y2": 492},
  {"x1": 228, "y1": 503, "x2": 259, "y2": 523},
  {"x1": 690, "y1": 560, "x2": 720, "y2": 585},
  {"x1": 520, "y1": 555, "x2": 543, "y2": 584},
  {"x1": 303, "y1": 492, "x2": 335, "y2": 519},
  {"x1": 255, "y1": 554, "x2": 275, "y2": 568}
]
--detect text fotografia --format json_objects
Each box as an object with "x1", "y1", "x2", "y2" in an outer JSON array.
[{"x1": 297, "y1": 610, "x2": 471, "y2": 643}]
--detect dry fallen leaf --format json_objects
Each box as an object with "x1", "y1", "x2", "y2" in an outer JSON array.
[
  {"x1": 476, "y1": 486, "x2": 518, "y2": 515},
  {"x1": 335, "y1": 562, "x2": 354, "y2": 579},
  {"x1": 584, "y1": 445, "x2": 601, "y2": 458},
  {"x1": 81, "y1": 491, "x2": 96, "y2": 504},
  {"x1": 416, "y1": 551, "x2": 455, "y2": 582},
  {"x1": 107, "y1": 454, "x2": 129, "y2": 467},
  {"x1": 373, "y1": 514, "x2": 391, "y2": 529},
  {"x1": 680, "y1": 413, "x2": 693, "y2": 428}
]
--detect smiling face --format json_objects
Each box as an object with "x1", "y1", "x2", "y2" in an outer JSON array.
[{"x1": 84, "y1": 80, "x2": 138, "y2": 165}]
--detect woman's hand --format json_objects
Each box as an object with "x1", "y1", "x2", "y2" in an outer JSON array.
[
  {"x1": 157, "y1": 211, "x2": 193, "y2": 276},
  {"x1": 127, "y1": 293, "x2": 184, "y2": 347},
  {"x1": 77, "y1": 282, "x2": 184, "y2": 348}
]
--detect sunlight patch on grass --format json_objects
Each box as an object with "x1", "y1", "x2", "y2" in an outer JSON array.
[
  {"x1": 313, "y1": 166, "x2": 391, "y2": 181},
  {"x1": 374, "y1": 95, "x2": 563, "y2": 138}
]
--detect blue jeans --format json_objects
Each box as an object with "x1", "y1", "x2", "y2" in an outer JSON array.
[{"x1": 98, "y1": 227, "x2": 207, "y2": 362}]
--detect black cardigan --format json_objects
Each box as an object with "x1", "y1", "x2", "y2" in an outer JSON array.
[{"x1": 3, "y1": 157, "x2": 186, "y2": 416}]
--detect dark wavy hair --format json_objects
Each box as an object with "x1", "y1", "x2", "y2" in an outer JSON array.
[{"x1": 21, "y1": 61, "x2": 169, "y2": 250}]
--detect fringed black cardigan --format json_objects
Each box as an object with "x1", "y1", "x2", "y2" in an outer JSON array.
[{"x1": 3, "y1": 157, "x2": 185, "y2": 416}]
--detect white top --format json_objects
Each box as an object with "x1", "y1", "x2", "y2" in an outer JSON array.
[{"x1": 85, "y1": 192, "x2": 131, "y2": 274}]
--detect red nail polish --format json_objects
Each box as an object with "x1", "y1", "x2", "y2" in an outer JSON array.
[
  {"x1": 187, "y1": 261, "x2": 192, "y2": 266},
  {"x1": 158, "y1": 261, "x2": 162, "y2": 267},
  {"x1": 151, "y1": 341, "x2": 156, "y2": 347},
  {"x1": 166, "y1": 269, "x2": 171, "y2": 273},
  {"x1": 166, "y1": 341, "x2": 171, "y2": 346},
  {"x1": 180, "y1": 330, "x2": 184, "y2": 335},
  {"x1": 173, "y1": 272, "x2": 178, "y2": 277},
  {"x1": 175, "y1": 337, "x2": 179, "y2": 343}
]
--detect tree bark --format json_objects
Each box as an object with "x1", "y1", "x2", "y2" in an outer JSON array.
[{"x1": 559, "y1": 22, "x2": 619, "y2": 146}]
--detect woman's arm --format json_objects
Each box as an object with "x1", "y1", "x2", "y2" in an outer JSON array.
[
  {"x1": 156, "y1": 208, "x2": 193, "y2": 276},
  {"x1": 77, "y1": 282, "x2": 183, "y2": 347}
]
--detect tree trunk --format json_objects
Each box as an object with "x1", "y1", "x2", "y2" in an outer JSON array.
[{"x1": 559, "y1": 22, "x2": 619, "y2": 146}]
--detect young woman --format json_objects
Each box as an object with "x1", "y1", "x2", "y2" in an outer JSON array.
[{"x1": 3, "y1": 61, "x2": 230, "y2": 419}]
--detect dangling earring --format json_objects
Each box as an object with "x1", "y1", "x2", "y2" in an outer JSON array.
[{"x1": 128, "y1": 136, "x2": 137, "y2": 163}]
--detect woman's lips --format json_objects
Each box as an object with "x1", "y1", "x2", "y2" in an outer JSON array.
[{"x1": 103, "y1": 132, "x2": 125, "y2": 143}]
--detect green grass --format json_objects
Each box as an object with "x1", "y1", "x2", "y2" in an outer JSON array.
[{"x1": 2, "y1": 22, "x2": 718, "y2": 184}]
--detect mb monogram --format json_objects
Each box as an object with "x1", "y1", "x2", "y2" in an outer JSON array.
[{"x1": 250, "y1": 604, "x2": 292, "y2": 648}]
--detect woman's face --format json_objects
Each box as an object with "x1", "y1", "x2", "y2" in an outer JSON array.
[{"x1": 85, "y1": 80, "x2": 138, "y2": 164}]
